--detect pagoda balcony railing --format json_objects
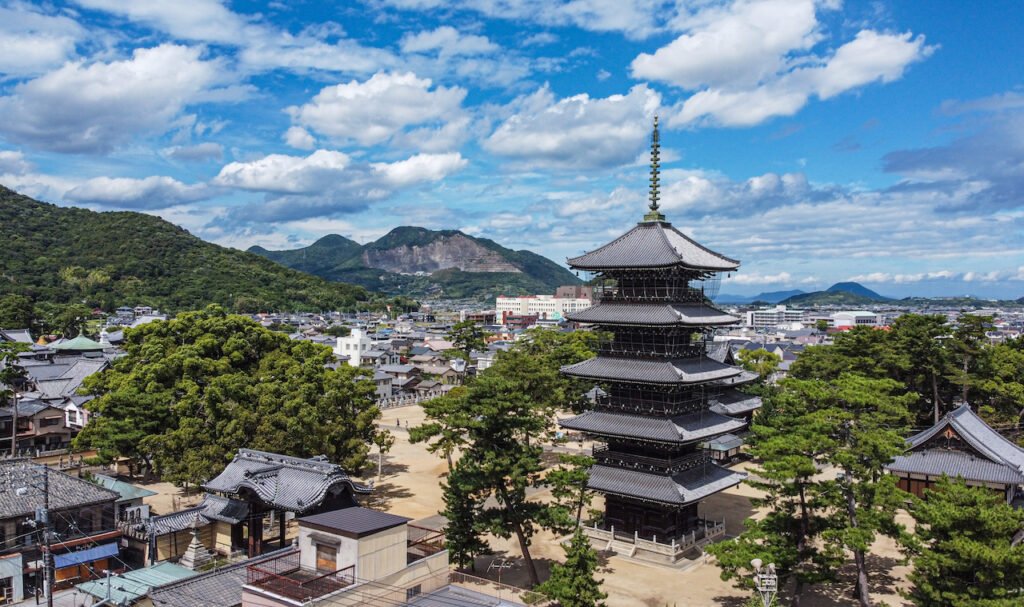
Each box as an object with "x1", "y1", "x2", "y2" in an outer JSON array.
[
  {"x1": 583, "y1": 518, "x2": 727, "y2": 557},
  {"x1": 597, "y1": 343, "x2": 705, "y2": 359},
  {"x1": 594, "y1": 286, "x2": 708, "y2": 304},
  {"x1": 593, "y1": 444, "x2": 710, "y2": 474}
]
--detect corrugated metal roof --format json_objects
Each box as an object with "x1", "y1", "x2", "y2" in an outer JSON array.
[
  {"x1": 559, "y1": 409, "x2": 746, "y2": 444},
  {"x1": 887, "y1": 449, "x2": 1024, "y2": 485},
  {"x1": 78, "y1": 562, "x2": 197, "y2": 604},
  {"x1": 91, "y1": 474, "x2": 158, "y2": 503},
  {"x1": 561, "y1": 356, "x2": 740, "y2": 384},
  {"x1": 568, "y1": 221, "x2": 739, "y2": 271},
  {"x1": 587, "y1": 462, "x2": 746, "y2": 505},
  {"x1": 149, "y1": 548, "x2": 295, "y2": 607},
  {"x1": 567, "y1": 302, "x2": 739, "y2": 326}
]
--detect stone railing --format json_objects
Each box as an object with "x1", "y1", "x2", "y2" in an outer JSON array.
[
  {"x1": 377, "y1": 390, "x2": 444, "y2": 409},
  {"x1": 583, "y1": 518, "x2": 726, "y2": 557}
]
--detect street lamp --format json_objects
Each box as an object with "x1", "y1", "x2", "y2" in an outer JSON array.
[{"x1": 750, "y1": 558, "x2": 777, "y2": 607}]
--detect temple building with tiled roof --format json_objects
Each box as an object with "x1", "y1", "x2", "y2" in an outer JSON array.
[
  {"x1": 886, "y1": 404, "x2": 1024, "y2": 502},
  {"x1": 559, "y1": 118, "x2": 757, "y2": 564}
]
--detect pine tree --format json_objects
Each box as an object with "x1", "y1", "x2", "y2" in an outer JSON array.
[
  {"x1": 538, "y1": 527, "x2": 607, "y2": 607},
  {"x1": 441, "y1": 460, "x2": 490, "y2": 571},
  {"x1": 906, "y1": 477, "x2": 1024, "y2": 607}
]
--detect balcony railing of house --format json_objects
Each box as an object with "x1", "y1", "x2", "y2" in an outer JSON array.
[{"x1": 246, "y1": 550, "x2": 355, "y2": 602}]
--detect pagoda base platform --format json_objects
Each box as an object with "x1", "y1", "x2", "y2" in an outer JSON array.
[{"x1": 581, "y1": 518, "x2": 726, "y2": 565}]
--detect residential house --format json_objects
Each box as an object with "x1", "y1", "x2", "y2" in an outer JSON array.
[
  {"x1": 0, "y1": 461, "x2": 121, "y2": 600},
  {"x1": 240, "y1": 507, "x2": 449, "y2": 607},
  {"x1": 0, "y1": 399, "x2": 72, "y2": 454}
]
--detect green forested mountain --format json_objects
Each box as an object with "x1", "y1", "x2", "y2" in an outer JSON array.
[
  {"x1": 0, "y1": 186, "x2": 392, "y2": 312},
  {"x1": 250, "y1": 226, "x2": 581, "y2": 300},
  {"x1": 781, "y1": 282, "x2": 890, "y2": 306}
]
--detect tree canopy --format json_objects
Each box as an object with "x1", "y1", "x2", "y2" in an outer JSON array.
[{"x1": 74, "y1": 306, "x2": 380, "y2": 485}]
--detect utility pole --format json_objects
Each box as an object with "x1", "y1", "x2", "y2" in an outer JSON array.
[
  {"x1": 39, "y1": 466, "x2": 53, "y2": 607},
  {"x1": 10, "y1": 389, "x2": 17, "y2": 457}
]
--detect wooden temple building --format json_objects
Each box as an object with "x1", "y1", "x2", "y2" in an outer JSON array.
[
  {"x1": 122, "y1": 449, "x2": 371, "y2": 565},
  {"x1": 559, "y1": 118, "x2": 760, "y2": 564},
  {"x1": 886, "y1": 404, "x2": 1024, "y2": 502}
]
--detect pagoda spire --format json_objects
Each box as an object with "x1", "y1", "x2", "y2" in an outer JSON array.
[{"x1": 644, "y1": 116, "x2": 666, "y2": 222}]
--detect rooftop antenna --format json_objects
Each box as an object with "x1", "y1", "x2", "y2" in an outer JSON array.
[{"x1": 643, "y1": 115, "x2": 666, "y2": 223}]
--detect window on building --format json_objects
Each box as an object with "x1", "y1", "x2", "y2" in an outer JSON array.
[
  {"x1": 405, "y1": 585, "x2": 422, "y2": 600},
  {"x1": 315, "y1": 543, "x2": 337, "y2": 573},
  {"x1": 40, "y1": 418, "x2": 62, "y2": 427}
]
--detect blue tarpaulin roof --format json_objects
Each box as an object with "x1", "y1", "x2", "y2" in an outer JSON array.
[{"x1": 54, "y1": 542, "x2": 119, "y2": 569}]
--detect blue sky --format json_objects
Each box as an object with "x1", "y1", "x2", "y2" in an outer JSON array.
[{"x1": 1, "y1": 0, "x2": 1022, "y2": 299}]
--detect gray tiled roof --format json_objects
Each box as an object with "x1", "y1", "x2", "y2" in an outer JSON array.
[
  {"x1": 708, "y1": 389, "x2": 762, "y2": 416},
  {"x1": 0, "y1": 329, "x2": 33, "y2": 343},
  {"x1": 567, "y1": 302, "x2": 739, "y2": 326},
  {"x1": 559, "y1": 409, "x2": 745, "y2": 444},
  {"x1": 145, "y1": 494, "x2": 250, "y2": 536},
  {"x1": 149, "y1": 547, "x2": 296, "y2": 607},
  {"x1": 0, "y1": 461, "x2": 119, "y2": 519},
  {"x1": 707, "y1": 369, "x2": 759, "y2": 388},
  {"x1": 568, "y1": 221, "x2": 739, "y2": 271},
  {"x1": 887, "y1": 449, "x2": 1024, "y2": 485},
  {"x1": 299, "y1": 506, "x2": 409, "y2": 538},
  {"x1": 587, "y1": 462, "x2": 746, "y2": 505},
  {"x1": 561, "y1": 356, "x2": 740, "y2": 385},
  {"x1": 907, "y1": 404, "x2": 1024, "y2": 472},
  {"x1": 203, "y1": 449, "x2": 371, "y2": 513}
]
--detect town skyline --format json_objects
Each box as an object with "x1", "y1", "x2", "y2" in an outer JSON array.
[{"x1": 1, "y1": 0, "x2": 1022, "y2": 299}]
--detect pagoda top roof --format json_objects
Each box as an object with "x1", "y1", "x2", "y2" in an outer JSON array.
[
  {"x1": 568, "y1": 220, "x2": 739, "y2": 272},
  {"x1": 561, "y1": 356, "x2": 740, "y2": 385},
  {"x1": 567, "y1": 302, "x2": 739, "y2": 327},
  {"x1": 587, "y1": 462, "x2": 745, "y2": 506},
  {"x1": 906, "y1": 404, "x2": 1024, "y2": 472}
]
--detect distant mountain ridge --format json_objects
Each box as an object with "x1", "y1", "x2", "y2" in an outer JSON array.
[
  {"x1": 716, "y1": 289, "x2": 806, "y2": 304},
  {"x1": 0, "y1": 186, "x2": 381, "y2": 312},
  {"x1": 250, "y1": 227, "x2": 580, "y2": 300},
  {"x1": 781, "y1": 282, "x2": 891, "y2": 306}
]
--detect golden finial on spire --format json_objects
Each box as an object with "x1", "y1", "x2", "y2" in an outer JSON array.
[{"x1": 643, "y1": 115, "x2": 666, "y2": 222}]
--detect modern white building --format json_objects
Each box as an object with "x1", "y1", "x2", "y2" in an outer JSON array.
[
  {"x1": 495, "y1": 294, "x2": 592, "y2": 322},
  {"x1": 831, "y1": 311, "x2": 882, "y2": 328},
  {"x1": 334, "y1": 328, "x2": 376, "y2": 367},
  {"x1": 745, "y1": 305, "x2": 806, "y2": 328}
]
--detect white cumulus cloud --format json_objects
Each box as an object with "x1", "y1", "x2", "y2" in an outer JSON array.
[
  {"x1": 214, "y1": 149, "x2": 467, "y2": 222},
  {"x1": 0, "y1": 44, "x2": 245, "y2": 153},
  {"x1": 286, "y1": 72, "x2": 467, "y2": 148},
  {"x1": 0, "y1": 4, "x2": 85, "y2": 76},
  {"x1": 65, "y1": 175, "x2": 212, "y2": 209},
  {"x1": 484, "y1": 84, "x2": 661, "y2": 169}
]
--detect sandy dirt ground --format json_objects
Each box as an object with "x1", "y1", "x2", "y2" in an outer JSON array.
[{"x1": 365, "y1": 404, "x2": 913, "y2": 607}]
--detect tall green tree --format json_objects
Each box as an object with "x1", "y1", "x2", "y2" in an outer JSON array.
[
  {"x1": 736, "y1": 348, "x2": 782, "y2": 383},
  {"x1": 708, "y1": 381, "x2": 843, "y2": 607},
  {"x1": 545, "y1": 453, "x2": 594, "y2": 534},
  {"x1": 441, "y1": 459, "x2": 490, "y2": 571},
  {"x1": 447, "y1": 320, "x2": 488, "y2": 361},
  {"x1": 75, "y1": 306, "x2": 380, "y2": 484},
  {"x1": 819, "y1": 375, "x2": 915, "y2": 607},
  {"x1": 975, "y1": 339, "x2": 1024, "y2": 424},
  {"x1": 906, "y1": 477, "x2": 1024, "y2": 607},
  {"x1": 0, "y1": 294, "x2": 39, "y2": 333},
  {"x1": 1, "y1": 342, "x2": 29, "y2": 456},
  {"x1": 538, "y1": 527, "x2": 607, "y2": 607},
  {"x1": 889, "y1": 314, "x2": 953, "y2": 424},
  {"x1": 946, "y1": 314, "x2": 993, "y2": 405},
  {"x1": 409, "y1": 386, "x2": 471, "y2": 470}
]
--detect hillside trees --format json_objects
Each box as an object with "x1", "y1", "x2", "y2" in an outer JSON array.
[{"x1": 74, "y1": 306, "x2": 380, "y2": 485}]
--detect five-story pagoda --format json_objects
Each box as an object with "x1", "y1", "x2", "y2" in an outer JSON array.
[{"x1": 559, "y1": 118, "x2": 755, "y2": 562}]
